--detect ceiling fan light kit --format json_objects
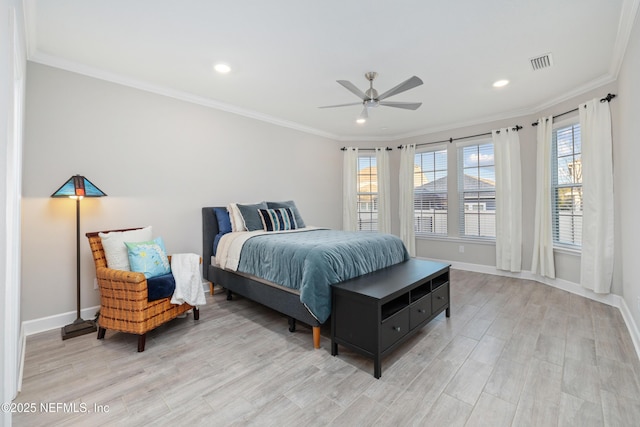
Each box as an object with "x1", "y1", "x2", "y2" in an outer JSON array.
[{"x1": 319, "y1": 72, "x2": 423, "y2": 121}]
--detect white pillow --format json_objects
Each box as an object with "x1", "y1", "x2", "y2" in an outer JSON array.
[
  {"x1": 227, "y1": 203, "x2": 246, "y2": 232},
  {"x1": 99, "y1": 226, "x2": 153, "y2": 270}
]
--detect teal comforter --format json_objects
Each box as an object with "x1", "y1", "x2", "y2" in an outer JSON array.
[{"x1": 237, "y1": 229, "x2": 409, "y2": 323}]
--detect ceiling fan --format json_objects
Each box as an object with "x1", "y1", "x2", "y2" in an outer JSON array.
[{"x1": 319, "y1": 72, "x2": 423, "y2": 120}]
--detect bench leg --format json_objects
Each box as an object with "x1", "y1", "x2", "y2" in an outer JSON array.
[
  {"x1": 193, "y1": 307, "x2": 200, "y2": 321},
  {"x1": 374, "y1": 355, "x2": 381, "y2": 379},
  {"x1": 137, "y1": 334, "x2": 146, "y2": 352},
  {"x1": 312, "y1": 326, "x2": 321, "y2": 349},
  {"x1": 97, "y1": 327, "x2": 106, "y2": 340}
]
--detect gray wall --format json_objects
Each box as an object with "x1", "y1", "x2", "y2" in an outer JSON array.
[
  {"x1": 22, "y1": 62, "x2": 343, "y2": 321},
  {"x1": 617, "y1": 10, "x2": 640, "y2": 335}
]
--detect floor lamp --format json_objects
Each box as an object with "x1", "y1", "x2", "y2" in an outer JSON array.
[{"x1": 51, "y1": 175, "x2": 107, "y2": 340}]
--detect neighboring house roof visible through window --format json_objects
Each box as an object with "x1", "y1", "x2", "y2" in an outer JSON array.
[{"x1": 415, "y1": 175, "x2": 495, "y2": 193}]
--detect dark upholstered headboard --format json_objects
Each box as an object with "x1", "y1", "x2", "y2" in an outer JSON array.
[{"x1": 202, "y1": 207, "x2": 223, "y2": 281}]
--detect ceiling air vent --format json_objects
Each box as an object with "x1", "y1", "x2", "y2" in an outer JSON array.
[{"x1": 530, "y1": 53, "x2": 553, "y2": 71}]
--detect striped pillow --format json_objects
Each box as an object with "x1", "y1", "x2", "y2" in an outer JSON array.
[{"x1": 258, "y1": 208, "x2": 298, "y2": 231}]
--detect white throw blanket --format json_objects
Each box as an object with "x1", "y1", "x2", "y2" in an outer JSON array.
[{"x1": 171, "y1": 253, "x2": 207, "y2": 306}]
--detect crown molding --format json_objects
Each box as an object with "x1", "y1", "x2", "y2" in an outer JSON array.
[
  {"x1": 26, "y1": 50, "x2": 622, "y2": 144},
  {"x1": 28, "y1": 52, "x2": 341, "y2": 141},
  {"x1": 22, "y1": 0, "x2": 37, "y2": 59},
  {"x1": 528, "y1": 73, "x2": 617, "y2": 114},
  {"x1": 21, "y1": 0, "x2": 636, "y2": 143},
  {"x1": 609, "y1": 0, "x2": 640, "y2": 78}
]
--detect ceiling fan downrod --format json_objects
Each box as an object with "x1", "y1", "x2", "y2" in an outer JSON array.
[{"x1": 364, "y1": 72, "x2": 379, "y2": 106}]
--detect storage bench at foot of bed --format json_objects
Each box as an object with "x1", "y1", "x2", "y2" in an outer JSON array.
[{"x1": 330, "y1": 259, "x2": 451, "y2": 378}]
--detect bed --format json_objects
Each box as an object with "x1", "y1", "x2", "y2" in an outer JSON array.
[{"x1": 202, "y1": 205, "x2": 409, "y2": 348}]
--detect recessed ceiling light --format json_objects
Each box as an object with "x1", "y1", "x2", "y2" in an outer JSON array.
[
  {"x1": 493, "y1": 79, "x2": 509, "y2": 88},
  {"x1": 214, "y1": 63, "x2": 231, "y2": 74},
  {"x1": 356, "y1": 118, "x2": 366, "y2": 124}
]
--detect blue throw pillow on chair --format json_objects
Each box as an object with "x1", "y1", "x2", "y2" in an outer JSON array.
[{"x1": 125, "y1": 237, "x2": 171, "y2": 279}]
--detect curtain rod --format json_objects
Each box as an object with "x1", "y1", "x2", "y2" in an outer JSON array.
[
  {"x1": 531, "y1": 93, "x2": 616, "y2": 126},
  {"x1": 340, "y1": 147, "x2": 393, "y2": 151},
  {"x1": 397, "y1": 125, "x2": 522, "y2": 150}
]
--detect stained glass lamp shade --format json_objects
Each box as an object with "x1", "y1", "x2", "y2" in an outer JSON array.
[
  {"x1": 52, "y1": 175, "x2": 107, "y2": 340},
  {"x1": 51, "y1": 175, "x2": 107, "y2": 199}
]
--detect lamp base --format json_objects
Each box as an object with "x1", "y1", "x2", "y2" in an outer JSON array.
[{"x1": 61, "y1": 318, "x2": 97, "y2": 340}]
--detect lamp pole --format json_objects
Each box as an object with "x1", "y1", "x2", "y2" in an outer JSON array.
[
  {"x1": 75, "y1": 196, "x2": 81, "y2": 321},
  {"x1": 51, "y1": 175, "x2": 106, "y2": 340},
  {"x1": 61, "y1": 195, "x2": 97, "y2": 339}
]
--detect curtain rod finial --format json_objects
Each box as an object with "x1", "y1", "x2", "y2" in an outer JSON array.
[{"x1": 600, "y1": 93, "x2": 616, "y2": 103}]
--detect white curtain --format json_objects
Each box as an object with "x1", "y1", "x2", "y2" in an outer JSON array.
[
  {"x1": 531, "y1": 116, "x2": 556, "y2": 278},
  {"x1": 376, "y1": 147, "x2": 391, "y2": 234},
  {"x1": 342, "y1": 147, "x2": 358, "y2": 231},
  {"x1": 580, "y1": 99, "x2": 614, "y2": 293},
  {"x1": 399, "y1": 144, "x2": 416, "y2": 256},
  {"x1": 493, "y1": 128, "x2": 522, "y2": 272}
]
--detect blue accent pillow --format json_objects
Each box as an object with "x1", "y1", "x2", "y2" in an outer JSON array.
[
  {"x1": 214, "y1": 207, "x2": 232, "y2": 234},
  {"x1": 213, "y1": 233, "x2": 223, "y2": 256},
  {"x1": 237, "y1": 202, "x2": 268, "y2": 231},
  {"x1": 146, "y1": 272, "x2": 176, "y2": 301},
  {"x1": 258, "y1": 208, "x2": 298, "y2": 231},
  {"x1": 266, "y1": 200, "x2": 306, "y2": 228},
  {"x1": 125, "y1": 237, "x2": 171, "y2": 279},
  {"x1": 212, "y1": 207, "x2": 232, "y2": 255}
]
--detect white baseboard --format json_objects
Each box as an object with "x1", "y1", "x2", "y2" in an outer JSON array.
[
  {"x1": 16, "y1": 282, "x2": 206, "y2": 395},
  {"x1": 20, "y1": 267, "x2": 640, "y2": 363},
  {"x1": 18, "y1": 326, "x2": 26, "y2": 393},
  {"x1": 21, "y1": 305, "x2": 100, "y2": 337},
  {"x1": 419, "y1": 257, "x2": 640, "y2": 361},
  {"x1": 619, "y1": 298, "x2": 640, "y2": 363},
  {"x1": 19, "y1": 306, "x2": 101, "y2": 393},
  {"x1": 22, "y1": 281, "x2": 212, "y2": 337}
]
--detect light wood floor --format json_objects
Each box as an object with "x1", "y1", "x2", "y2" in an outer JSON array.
[{"x1": 13, "y1": 270, "x2": 640, "y2": 426}]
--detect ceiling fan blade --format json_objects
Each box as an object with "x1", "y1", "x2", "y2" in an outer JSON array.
[
  {"x1": 379, "y1": 101, "x2": 422, "y2": 110},
  {"x1": 377, "y1": 76, "x2": 423, "y2": 101},
  {"x1": 337, "y1": 80, "x2": 368, "y2": 100},
  {"x1": 318, "y1": 102, "x2": 362, "y2": 109}
]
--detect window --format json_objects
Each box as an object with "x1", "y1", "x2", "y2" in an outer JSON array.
[
  {"x1": 357, "y1": 156, "x2": 378, "y2": 231},
  {"x1": 552, "y1": 123, "x2": 582, "y2": 247},
  {"x1": 413, "y1": 148, "x2": 447, "y2": 234},
  {"x1": 458, "y1": 142, "x2": 496, "y2": 238}
]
